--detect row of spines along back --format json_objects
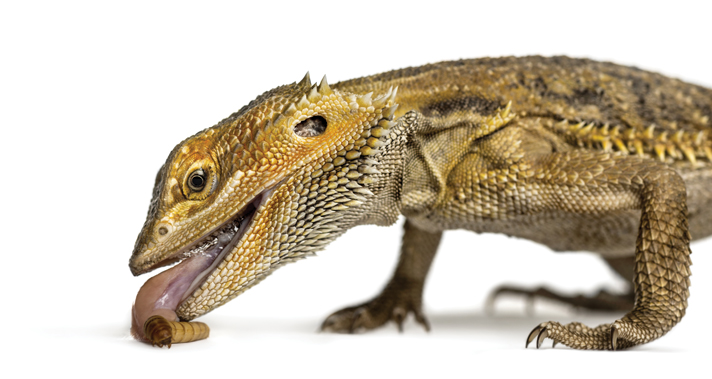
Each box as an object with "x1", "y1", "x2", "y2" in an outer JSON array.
[{"x1": 553, "y1": 120, "x2": 712, "y2": 165}]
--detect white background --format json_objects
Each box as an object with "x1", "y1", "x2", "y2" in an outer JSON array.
[{"x1": 2, "y1": 1, "x2": 711, "y2": 377}]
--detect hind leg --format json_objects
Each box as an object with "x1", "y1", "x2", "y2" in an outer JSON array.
[
  {"x1": 524, "y1": 152, "x2": 691, "y2": 350},
  {"x1": 488, "y1": 256, "x2": 634, "y2": 312}
]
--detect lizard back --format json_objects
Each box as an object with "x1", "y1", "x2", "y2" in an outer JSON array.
[{"x1": 336, "y1": 56, "x2": 712, "y2": 165}]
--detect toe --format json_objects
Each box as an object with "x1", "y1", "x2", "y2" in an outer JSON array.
[
  {"x1": 536, "y1": 327, "x2": 549, "y2": 349},
  {"x1": 610, "y1": 325, "x2": 619, "y2": 351},
  {"x1": 526, "y1": 324, "x2": 545, "y2": 348}
]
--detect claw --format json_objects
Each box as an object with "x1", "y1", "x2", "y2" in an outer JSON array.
[
  {"x1": 414, "y1": 312, "x2": 431, "y2": 332},
  {"x1": 536, "y1": 327, "x2": 548, "y2": 349},
  {"x1": 552, "y1": 341, "x2": 558, "y2": 348},
  {"x1": 319, "y1": 317, "x2": 333, "y2": 331},
  {"x1": 320, "y1": 310, "x2": 344, "y2": 332},
  {"x1": 349, "y1": 308, "x2": 365, "y2": 334},
  {"x1": 393, "y1": 308, "x2": 406, "y2": 333},
  {"x1": 526, "y1": 325, "x2": 543, "y2": 348},
  {"x1": 611, "y1": 325, "x2": 619, "y2": 351}
]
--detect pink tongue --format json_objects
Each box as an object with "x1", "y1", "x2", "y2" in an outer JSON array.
[{"x1": 131, "y1": 250, "x2": 219, "y2": 341}]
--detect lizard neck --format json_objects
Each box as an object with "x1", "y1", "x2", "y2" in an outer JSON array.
[
  {"x1": 333, "y1": 59, "x2": 505, "y2": 119},
  {"x1": 335, "y1": 61, "x2": 520, "y2": 227},
  {"x1": 353, "y1": 112, "x2": 419, "y2": 227}
]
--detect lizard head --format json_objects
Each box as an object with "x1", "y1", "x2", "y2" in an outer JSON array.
[{"x1": 129, "y1": 74, "x2": 402, "y2": 320}]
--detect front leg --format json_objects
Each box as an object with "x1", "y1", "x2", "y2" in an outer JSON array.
[
  {"x1": 526, "y1": 151, "x2": 691, "y2": 350},
  {"x1": 321, "y1": 220, "x2": 441, "y2": 333}
]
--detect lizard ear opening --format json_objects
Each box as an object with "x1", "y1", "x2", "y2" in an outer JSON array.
[{"x1": 294, "y1": 116, "x2": 327, "y2": 137}]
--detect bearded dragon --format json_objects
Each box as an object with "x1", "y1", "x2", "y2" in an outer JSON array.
[{"x1": 129, "y1": 56, "x2": 712, "y2": 350}]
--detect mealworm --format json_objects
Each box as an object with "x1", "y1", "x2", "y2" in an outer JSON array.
[{"x1": 144, "y1": 315, "x2": 210, "y2": 348}]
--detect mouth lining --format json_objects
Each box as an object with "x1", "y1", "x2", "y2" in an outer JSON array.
[
  {"x1": 176, "y1": 197, "x2": 260, "y2": 304},
  {"x1": 180, "y1": 201, "x2": 256, "y2": 264},
  {"x1": 148, "y1": 192, "x2": 268, "y2": 318}
]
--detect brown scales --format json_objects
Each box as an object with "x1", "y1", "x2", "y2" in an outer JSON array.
[{"x1": 130, "y1": 56, "x2": 712, "y2": 350}]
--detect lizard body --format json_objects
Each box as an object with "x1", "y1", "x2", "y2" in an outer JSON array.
[{"x1": 129, "y1": 56, "x2": 712, "y2": 349}]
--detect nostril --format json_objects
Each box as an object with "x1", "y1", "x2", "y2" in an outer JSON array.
[{"x1": 155, "y1": 223, "x2": 173, "y2": 240}]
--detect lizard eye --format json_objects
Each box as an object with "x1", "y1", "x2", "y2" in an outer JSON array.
[
  {"x1": 188, "y1": 169, "x2": 207, "y2": 192},
  {"x1": 294, "y1": 116, "x2": 327, "y2": 137},
  {"x1": 180, "y1": 156, "x2": 217, "y2": 201}
]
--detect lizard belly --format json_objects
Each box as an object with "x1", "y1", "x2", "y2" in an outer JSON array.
[{"x1": 407, "y1": 209, "x2": 641, "y2": 257}]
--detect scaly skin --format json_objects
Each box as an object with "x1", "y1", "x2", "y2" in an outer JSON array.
[{"x1": 130, "y1": 56, "x2": 712, "y2": 350}]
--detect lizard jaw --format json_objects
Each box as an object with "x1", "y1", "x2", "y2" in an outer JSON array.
[
  {"x1": 161, "y1": 188, "x2": 276, "y2": 309},
  {"x1": 132, "y1": 187, "x2": 276, "y2": 338},
  {"x1": 175, "y1": 198, "x2": 260, "y2": 306}
]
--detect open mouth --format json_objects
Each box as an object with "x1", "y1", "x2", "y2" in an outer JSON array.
[
  {"x1": 132, "y1": 186, "x2": 280, "y2": 335},
  {"x1": 157, "y1": 192, "x2": 267, "y2": 311},
  {"x1": 131, "y1": 186, "x2": 282, "y2": 339}
]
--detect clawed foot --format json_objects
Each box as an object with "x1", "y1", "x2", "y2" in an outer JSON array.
[
  {"x1": 489, "y1": 286, "x2": 644, "y2": 350},
  {"x1": 321, "y1": 292, "x2": 430, "y2": 333},
  {"x1": 487, "y1": 286, "x2": 634, "y2": 313},
  {"x1": 525, "y1": 320, "x2": 643, "y2": 350}
]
